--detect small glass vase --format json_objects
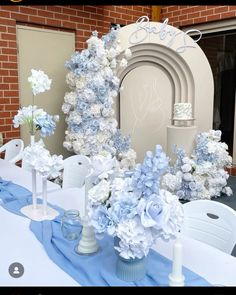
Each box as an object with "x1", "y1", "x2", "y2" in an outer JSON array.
[
  {"x1": 61, "y1": 210, "x2": 82, "y2": 241},
  {"x1": 114, "y1": 237, "x2": 147, "y2": 282}
]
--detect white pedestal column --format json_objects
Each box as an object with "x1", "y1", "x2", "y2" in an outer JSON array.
[{"x1": 167, "y1": 126, "x2": 198, "y2": 164}]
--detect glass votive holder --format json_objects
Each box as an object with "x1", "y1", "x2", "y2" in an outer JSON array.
[{"x1": 61, "y1": 210, "x2": 82, "y2": 241}]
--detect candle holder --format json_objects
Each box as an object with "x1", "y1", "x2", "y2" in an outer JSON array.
[
  {"x1": 21, "y1": 176, "x2": 59, "y2": 221},
  {"x1": 168, "y1": 235, "x2": 185, "y2": 286},
  {"x1": 75, "y1": 171, "x2": 99, "y2": 255},
  {"x1": 75, "y1": 215, "x2": 99, "y2": 255}
]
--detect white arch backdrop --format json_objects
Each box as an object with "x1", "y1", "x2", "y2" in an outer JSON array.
[{"x1": 116, "y1": 17, "x2": 214, "y2": 162}]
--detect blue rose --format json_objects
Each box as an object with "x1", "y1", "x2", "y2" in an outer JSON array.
[
  {"x1": 138, "y1": 196, "x2": 164, "y2": 228},
  {"x1": 91, "y1": 205, "x2": 115, "y2": 238},
  {"x1": 110, "y1": 194, "x2": 138, "y2": 223}
]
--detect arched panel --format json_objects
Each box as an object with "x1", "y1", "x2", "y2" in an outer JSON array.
[{"x1": 116, "y1": 20, "x2": 214, "y2": 161}]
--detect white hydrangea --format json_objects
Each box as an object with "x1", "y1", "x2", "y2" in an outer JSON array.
[{"x1": 28, "y1": 69, "x2": 52, "y2": 96}]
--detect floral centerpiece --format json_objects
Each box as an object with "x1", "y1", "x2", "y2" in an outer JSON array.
[
  {"x1": 62, "y1": 27, "x2": 136, "y2": 169},
  {"x1": 21, "y1": 139, "x2": 63, "y2": 221},
  {"x1": 162, "y1": 130, "x2": 232, "y2": 201},
  {"x1": 13, "y1": 69, "x2": 59, "y2": 138},
  {"x1": 88, "y1": 145, "x2": 184, "y2": 262}
]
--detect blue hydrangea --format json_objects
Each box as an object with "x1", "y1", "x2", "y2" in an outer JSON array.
[{"x1": 132, "y1": 145, "x2": 169, "y2": 198}]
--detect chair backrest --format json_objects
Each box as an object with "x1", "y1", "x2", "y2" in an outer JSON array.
[
  {"x1": 0, "y1": 139, "x2": 24, "y2": 164},
  {"x1": 183, "y1": 200, "x2": 236, "y2": 254},
  {"x1": 62, "y1": 155, "x2": 92, "y2": 189}
]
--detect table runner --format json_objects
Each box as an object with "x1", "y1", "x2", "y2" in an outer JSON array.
[{"x1": 0, "y1": 177, "x2": 211, "y2": 286}]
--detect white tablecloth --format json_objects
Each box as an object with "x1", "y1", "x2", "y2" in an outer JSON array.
[
  {"x1": 0, "y1": 158, "x2": 61, "y2": 195},
  {"x1": 1, "y1": 161, "x2": 236, "y2": 286}
]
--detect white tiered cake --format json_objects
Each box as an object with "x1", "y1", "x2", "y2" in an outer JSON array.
[
  {"x1": 173, "y1": 103, "x2": 192, "y2": 120},
  {"x1": 167, "y1": 102, "x2": 197, "y2": 163}
]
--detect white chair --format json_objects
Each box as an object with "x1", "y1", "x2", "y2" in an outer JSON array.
[
  {"x1": 183, "y1": 200, "x2": 236, "y2": 254},
  {"x1": 0, "y1": 139, "x2": 24, "y2": 164},
  {"x1": 62, "y1": 155, "x2": 92, "y2": 189}
]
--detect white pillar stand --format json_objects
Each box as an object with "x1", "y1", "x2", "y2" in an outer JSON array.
[
  {"x1": 21, "y1": 176, "x2": 59, "y2": 221},
  {"x1": 167, "y1": 125, "x2": 197, "y2": 164},
  {"x1": 75, "y1": 215, "x2": 99, "y2": 255},
  {"x1": 168, "y1": 234, "x2": 185, "y2": 286}
]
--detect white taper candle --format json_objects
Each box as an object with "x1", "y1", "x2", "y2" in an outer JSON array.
[
  {"x1": 169, "y1": 233, "x2": 185, "y2": 286},
  {"x1": 42, "y1": 176, "x2": 48, "y2": 216}
]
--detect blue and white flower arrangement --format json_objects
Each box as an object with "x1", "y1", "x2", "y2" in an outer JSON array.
[
  {"x1": 13, "y1": 69, "x2": 59, "y2": 137},
  {"x1": 23, "y1": 140, "x2": 63, "y2": 179},
  {"x1": 162, "y1": 130, "x2": 232, "y2": 201},
  {"x1": 88, "y1": 145, "x2": 184, "y2": 259},
  {"x1": 62, "y1": 27, "x2": 136, "y2": 169}
]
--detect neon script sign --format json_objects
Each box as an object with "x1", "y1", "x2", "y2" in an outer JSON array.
[{"x1": 129, "y1": 16, "x2": 202, "y2": 54}]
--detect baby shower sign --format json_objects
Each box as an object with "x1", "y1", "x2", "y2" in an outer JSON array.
[{"x1": 129, "y1": 16, "x2": 202, "y2": 54}]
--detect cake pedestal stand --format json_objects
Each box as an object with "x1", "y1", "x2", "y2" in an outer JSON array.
[{"x1": 167, "y1": 125, "x2": 197, "y2": 164}]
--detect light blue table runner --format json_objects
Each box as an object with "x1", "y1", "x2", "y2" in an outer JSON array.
[{"x1": 0, "y1": 177, "x2": 211, "y2": 286}]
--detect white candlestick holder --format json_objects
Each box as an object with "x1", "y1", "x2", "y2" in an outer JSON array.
[
  {"x1": 168, "y1": 234, "x2": 185, "y2": 286},
  {"x1": 21, "y1": 175, "x2": 59, "y2": 221},
  {"x1": 75, "y1": 171, "x2": 99, "y2": 255},
  {"x1": 75, "y1": 215, "x2": 99, "y2": 255}
]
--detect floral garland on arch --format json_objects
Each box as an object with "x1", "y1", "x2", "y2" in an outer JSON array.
[
  {"x1": 62, "y1": 27, "x2": 136, "y2": 169},
  {"x1": 88, "y1": 145, "x2": 184, "y2": 259},
  {"x1": 162, "y1": 130, "x2": 233, "y2": 201}
]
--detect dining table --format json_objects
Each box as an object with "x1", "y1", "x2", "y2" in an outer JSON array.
[{"x1": 1, "y1": 159, "x2": 236, "y2": 286}]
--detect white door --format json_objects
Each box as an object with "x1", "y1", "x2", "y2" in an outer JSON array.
[{"x1": 17, "y1": 25, "x2": 75, "y2": 157}]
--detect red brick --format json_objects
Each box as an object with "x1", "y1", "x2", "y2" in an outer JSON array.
[
  {"x1": 0, "y1": 69, "x2": 9, "y2": 76},
  {"x1": 0, "y1": 55, "x2": 8, "y2": 62},
  {"x1": 37, "y1": 10, "x2": 54, "y2": 18},
  {"x1": 11, "y1": 12, "x2": 29, "y2": 22},
  {"x1": 5, "y1": 131, "x2": 20, "y2": 138},
  {"x1": 62, "y1": 21, "x2": 77, "y2": 30},
  {"x1": 229, "y1": 6, "x2": 236, "y2": 11},
  {"x1": 201, "y1": 9, "x2": 215, "y2": 16},
  {"x1": 54, "y1": 13, "x2": 69, "y2": 21},
  {"x1": 0, "y1": 111, "x2": 11, "y2": 118},
  {"x1": 5, "y1": 104, "x2": 19, "y2": 111},
  {"x1": 5, "y1": 118, "x2": 14, "y2": 124},
  {"x1": 62, "y1": 7, "x2": 77, "y2": 16},
  {"x1": 1, "y1": 5, "x2": 19, "y2": 12},
  {"x1": 193, "y1": 16, "x2": 207, "y2": 24},
  {"x1": 10, "y1": 98, "x2": 19, "y2": 104},
  {"x1": 220, "y1": 11, "x2": 236, "y2": 19},
  {"x1": 0, "y1": 84, "x2": 9, "y2": 90},
  {"x1": 0, "y1": 125, "x2": 11, "y2": 132},
  {"x1": 0, "y1": 40, "x2": 8, "y2": 47},
  {"x1": 69, "y1": 15, "x2": 83, "y2": 23},
  {"x1": 4, "y1": 90, "x2": 19, "y2": 97},
  {"x1": 193, "y1": 6, "x2": 207, "y2": 12},
  {"x1": 214, "y1": 6, "x2": 229, "y2": 14},
  {"x1": 0, "y1": 98, "x2": 10, "y2": 104},
  {"x1": 1, "y1": 33, "x2": 16, "y2": 41},
  {"x1": 2, "y1": 62, "x2": 17, "y2": 69},
  {"x1": 46, "y1": 19, "x2": 62, "y2": 27},
  {"x1": 29, "y1": 16, "x2": 46, "y2": 24},
  {"x1": 0, "y1": 25, "x2": 7, "y2": 32},
  {"x1": 3, "y1": 76, "x2": 18, "y2": 83},
  {"x1": 10, "y1": 84, "x2": 18, "y2": 90},
  {"x1": 45, "y1": 6, "x2": 62, "y2": 13},
  {"x1": 0, "y1": 10, "x2": 10, "y2": 18},
  {"x1": 2, "y1": 48, "x2": 17, "y2": 55},
  {"x1": 0, "y1": 18, "x2": 15, "y2": 26},
  {"x1": 207, "y1": 14, "x2": 221, "y2": 21},
  {"x1": 8, "y1": 41, "x2": 17, "y2": 48},
  {"x1": 19, "y1": 6, "x2": 36, "y2": 15}
]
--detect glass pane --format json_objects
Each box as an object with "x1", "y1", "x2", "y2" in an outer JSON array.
[{"x1": 198, "y1": 32, "x2": 236, "y2": 156}]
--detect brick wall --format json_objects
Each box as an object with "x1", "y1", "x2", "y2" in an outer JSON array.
[
  {"x1": 0, "y1": 5, "x2": 151, "y2": 144},
  {"x1": 161, "y1": 5, "x2": 236, "y2": 27}
]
